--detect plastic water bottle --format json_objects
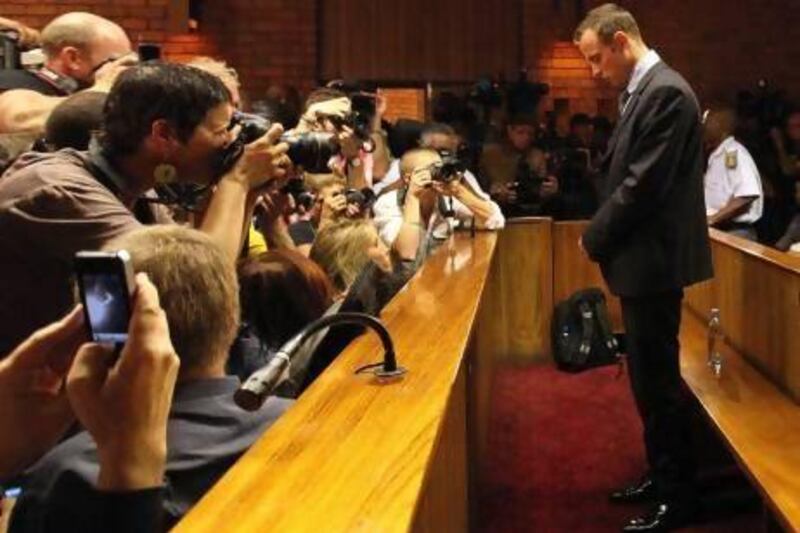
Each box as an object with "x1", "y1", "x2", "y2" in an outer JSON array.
[{"x1": 708, "y1": 308, "x2": 724, "y2": 378}]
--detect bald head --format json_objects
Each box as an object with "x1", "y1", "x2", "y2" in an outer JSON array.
[
  {"x1": 40, "y1": 12, "x2": 131, "y2": 86},
  {"x1": 400, "y1": 148, "x2": 440, "y2": 178}
]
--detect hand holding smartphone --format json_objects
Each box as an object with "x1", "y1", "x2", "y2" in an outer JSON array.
[{"x1": 74, "y1": 251, "x2": 135, "y2": 345}]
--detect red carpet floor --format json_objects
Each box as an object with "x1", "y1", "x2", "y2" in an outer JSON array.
[{"x1": 478, "y1": 364, "x2": 764, "y2": 533}]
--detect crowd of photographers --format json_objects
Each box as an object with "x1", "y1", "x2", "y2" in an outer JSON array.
[
  {"x1": 0, "y1": 12, "x2": 505, "y2": 532},
  {"x1": 1, "y1": 8, "x2": 799, "y2": 533}
]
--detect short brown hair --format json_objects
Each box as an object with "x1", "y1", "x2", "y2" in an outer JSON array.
[
  {"x1": 107, "y1": 225, "x2": 239, "y2": 375},
  {"x1": 574, "y1": 3, "x2": 641, "y2": 44}
]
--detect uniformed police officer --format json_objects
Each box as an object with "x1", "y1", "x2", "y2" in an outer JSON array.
[{"x1": 703, "y1": 108, "x2": 763, "y2": 240}]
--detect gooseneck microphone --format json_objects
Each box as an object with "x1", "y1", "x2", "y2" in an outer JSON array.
[{"x1": 234, "y1": 312, "x2": 406, "y2": 411}]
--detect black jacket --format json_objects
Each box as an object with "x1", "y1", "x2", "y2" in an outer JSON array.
[{"x1": 582, "y1": 62, "x2": 713, "y2": 297}]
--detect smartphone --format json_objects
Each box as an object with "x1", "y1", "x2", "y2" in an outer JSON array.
[
  {"x1": 74, "y1": 251, "x2": 135, "y2": 344},
  {"x1": 137, "y1": 43, "x2": 162, "y2": 62}
]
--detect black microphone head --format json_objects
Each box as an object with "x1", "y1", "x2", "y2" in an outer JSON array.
[{"x1": 234, "y1": 387, "x2": 265, "y2": 412}]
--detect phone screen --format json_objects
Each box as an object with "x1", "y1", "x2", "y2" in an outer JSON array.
[
  {"x1": 82, "y1": 273, "x2": 130, "y2": 343},
  {"x1": 75, "y1": 252, "x2": 133, "y2": 344}
]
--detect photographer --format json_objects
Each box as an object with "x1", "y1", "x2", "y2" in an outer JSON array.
[
  {"x1": 479, "y1": 113, "x2": 559, "y2": 217},
  {"x1": 0, "y1": 274, "x2": 180, "y2": 533},
  {"x1": 0, "y1": 62, "x2": 291, "y2": 356},
  {"x1": 294, "y1": 87, "x2": 390, "y2": 190},
  {"x1": 9, "y1": 225, "x2": 291, "y2": 532},
  {"x1": 373, "y1": 148, "x2": 504, "y2": 262},
  {"x1": 0, "y1": 12, "x2": 135, "y2": 134}
]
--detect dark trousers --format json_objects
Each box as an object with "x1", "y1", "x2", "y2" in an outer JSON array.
[{"x1": 620, "y1": 290, "x2": 696, "y2": 505}]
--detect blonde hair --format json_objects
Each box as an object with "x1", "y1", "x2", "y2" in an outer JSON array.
[
  {"x1": 187, "y1": 56, "x2": 240, "y2": 91},
  {"x1": 107, "y1": 225, "x2": 240, "y2": 375},
  {"x1": 310, "y1": 219, "x2": 378, "y2": 292},
  {"x1": 304, "y1": 172, "x2": 345, "y2": 194}
]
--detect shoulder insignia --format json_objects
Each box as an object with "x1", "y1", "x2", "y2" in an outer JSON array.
[{"x1": 725, "y1": 151, "x2": 738, "y2": 170}]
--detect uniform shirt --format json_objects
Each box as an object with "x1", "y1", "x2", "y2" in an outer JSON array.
[{"x1": 704, "y1": 136, "x2": 763, "y2": 224}]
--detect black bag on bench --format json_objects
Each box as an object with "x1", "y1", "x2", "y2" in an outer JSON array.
[{"x1": 552, "y1": 288, "x2": 621, "y2": 373}]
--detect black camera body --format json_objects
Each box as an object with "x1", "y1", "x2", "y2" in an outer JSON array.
[
  {"x1": 343, "y1": 187, "x2": 376, "y2": 211},
  {"x1": 430, "y1": 152, "x2": 467, "y2": 184},
  {"x1": 216, "y1": 112, "x2": 340, "y2": 176}
]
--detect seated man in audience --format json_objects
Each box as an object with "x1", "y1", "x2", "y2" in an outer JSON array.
[
  {"x1": 0, "y1": 274, "x2": 180, "y2": 533},
  {"x1": 373, "y1": 148, "x2": 504, "y2": 262},
  {"x1": 41, "y1": 90, "x2": 106, "y2": 151},
  {"x1": 0, "y1": 62, "x2": 290, "y2": 356},
  {"x1": 703, "y1": 108, "x2": 763, "y2": 240},
  {"x1": 0, "y1": 12, "x2": 134, "y2": 134},
  {"x1": 10, "y1": 225, "x2": 292, "y2": 532},
  {"x1": 479, "y1": 113, "x2": 559, "y2": 217}
]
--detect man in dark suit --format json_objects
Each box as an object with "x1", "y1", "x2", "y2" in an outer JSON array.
[{"x1": 574, "y1": 4, "x2": 713, "y2": 531}]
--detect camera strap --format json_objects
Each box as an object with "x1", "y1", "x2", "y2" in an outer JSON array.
[
  {"x1": 85, "y1": 142, "x2": 159, "y2": 224},
  {"x1": 28, "y1": 66, "x2": 79, "y2": 96}
]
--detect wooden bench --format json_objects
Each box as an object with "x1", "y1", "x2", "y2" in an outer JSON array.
[
  {"x1": 681, "y1": 230, "x2": 800, "y2": 532},
  {"x1": 553, "y1": 222, "x2": 800, "y2": 532}
]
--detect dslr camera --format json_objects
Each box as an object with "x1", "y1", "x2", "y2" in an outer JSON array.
[
  {"x1": 343, "y1": 187, "x2": 376, "y2": 211},
  {"x1": 157, "y1": 112, "x2": 340, "y2": 211},
  {"x1": 216, "y1": 111, "x2": 341, "y2": 176},
  {"x1": 429, "y1": 151, "x2": 467, "y2": 184}
]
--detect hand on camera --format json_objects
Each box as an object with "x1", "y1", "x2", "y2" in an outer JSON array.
[
  {"x1": 408, "y1": 168, "x2": 433, "y2": 199},
  {"x1": 0, "y1": 17, "x2": 40, "y2": 48},
  {"x1": 337, "y1": 125, "x2": 362, "y2": 159},
  {"x1": 91, "y1": 53, "x2": 139, "y2": 92},
  {"x1": 432, "y1": 177, "x2": 463, "y2": 198},
  {"x1": 234, "y1": 123, "x2": 292, "y2": 189},
  {"x1": 255, "y1": 183, "x2": 293, "y2": 230},
  {"x1": 67, "y1": 273, "x2": 180, "y2": 490}
]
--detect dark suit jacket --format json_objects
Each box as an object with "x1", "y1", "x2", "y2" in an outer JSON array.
[
  {"x1": 582, "y1": 62, "x2": 713, "y2": 297},
  {"x1": 10, "y1": 377, "x2": 292, "y2": 532}
]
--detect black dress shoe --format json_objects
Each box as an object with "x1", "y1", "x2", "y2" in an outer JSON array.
[
  {"x1": 622, "y1": 502, "x2": 697, "y2": 532},
  {"x1": 609, "y1": 475, "x2": 656, "y2": 504}
]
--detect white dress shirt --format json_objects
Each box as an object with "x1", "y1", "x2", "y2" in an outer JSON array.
[
  {"x1": 372, "y1": 178, "x2": 505, "y2": 247},
  {"x1": 621, "y1": 49, "x2": 661, "y2": 114}
]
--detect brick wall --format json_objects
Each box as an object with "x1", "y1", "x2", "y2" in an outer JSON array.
[
  {"x1": 2, "y1": 0, "x2": 800, "y2": 116},
  {"x1": 523, "y1": 0, "x2": 800, "y2": 117},
  {"x1": 0, "y1": 0, "x2": 316, "y2": 99}
]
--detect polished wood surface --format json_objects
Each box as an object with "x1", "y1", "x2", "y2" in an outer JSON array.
[
  {"x1": 552, "y1": 221, "x2": 624, "y2": 331},
  {"x1": 679, "y1": 311, "x2": 800, "y2": 532},
  {"x1": 319, "y1": 0, "x2": 520, "y2": 82},
  {"x1": 685, "y1": 229, "x2": 800, "y2": 402},
  {"x1": 175, "y1": 232, "x2": 498, "y2": 533},
  {"x1": 486, "y1": 218, "x2": 554, "y2": 365}
]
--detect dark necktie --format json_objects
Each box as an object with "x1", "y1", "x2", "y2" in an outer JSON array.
[{"x1": 619, "y1": 89, "x2": 632, "y2": 115}]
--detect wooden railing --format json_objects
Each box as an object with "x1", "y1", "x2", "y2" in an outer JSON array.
[{"x1": 175, "y1": 220, "x2": 800, "y2": 532}]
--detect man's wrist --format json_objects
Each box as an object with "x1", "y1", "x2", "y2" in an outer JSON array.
[{"x1": 97, "y1": 444, "x2": 166, "y2": 491}]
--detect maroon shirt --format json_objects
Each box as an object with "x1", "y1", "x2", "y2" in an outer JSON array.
[{"x1": 0, "y1": 150, "x2": 169, "y2": 355}]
